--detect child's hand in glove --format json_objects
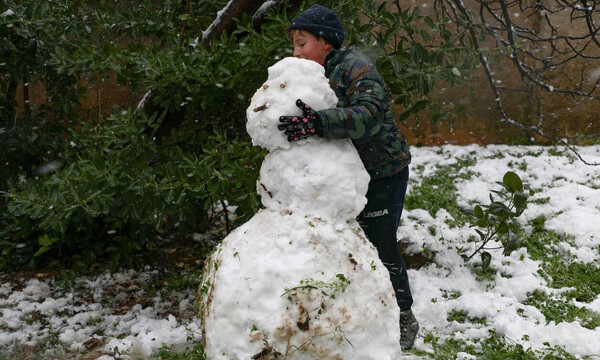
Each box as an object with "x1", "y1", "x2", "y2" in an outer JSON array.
[{"x1": 278, "y1": 99, "x2": 322, "y2": 142}]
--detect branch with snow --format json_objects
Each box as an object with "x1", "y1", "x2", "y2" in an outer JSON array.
[{"x1": 441, "y1": 0, "x2": 600, "y2": 165}]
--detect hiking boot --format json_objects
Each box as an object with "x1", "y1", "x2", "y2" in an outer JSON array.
[{"x1": 399, "y1": 308, "x2": 419, "y2": 350}]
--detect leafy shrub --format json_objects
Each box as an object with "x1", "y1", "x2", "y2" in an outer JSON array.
[
  {"x1": 464, "y1": 171, "x2": 534, "y2": 268},
  {"x1": 1, "y1": 0, "x2": 473, "y2": 271},
  {"x1": 334, "y1": 0, "x2": 475, "y2": 123},
  {"x1": 1, "y1": 109, "x2": 263, "y2": 271}
]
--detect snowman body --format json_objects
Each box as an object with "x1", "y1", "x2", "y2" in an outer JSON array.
[{"x1": 198, "y1": 57, "x2": 401, "y2": 359}]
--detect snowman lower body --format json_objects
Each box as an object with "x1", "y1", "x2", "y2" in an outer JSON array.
[{"x1": 198, "y1": 208, "x2": 402, "y2": 359}]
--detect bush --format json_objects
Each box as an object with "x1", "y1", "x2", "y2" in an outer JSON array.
[
  {"x1": 1, "y1": 0, "x2": 472, "y2": 271},
  {"x1": 1, "y1": 109, "x2": 263, "y2": 271},
  {"x1": 0, "y1": 0, "x2": 280, "y2": 271}
]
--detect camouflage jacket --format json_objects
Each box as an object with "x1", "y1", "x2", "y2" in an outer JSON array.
[{"x1": 318, "y1": 46, "x2": 411, "y2": 179}]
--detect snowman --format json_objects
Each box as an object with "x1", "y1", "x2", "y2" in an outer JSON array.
[{"x1": 197, "y1": 57, "x2": 401, "y2": 359}]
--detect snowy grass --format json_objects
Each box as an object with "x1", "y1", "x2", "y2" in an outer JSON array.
[
  {"x1": 402, "y1": 145, "x2": 600, "y2": 360},
  {"x1": 1, "y1": 144, "x2": 599, "y2": 359}
]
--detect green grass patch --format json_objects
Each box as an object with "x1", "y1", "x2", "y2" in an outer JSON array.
[
  {"x1": 526, "y1": 216, "x2": 600, "y2": 302},
  {"x1": 524, "y1": 290, "x2": 600, "y2": 330},
  {"x1": 154, "y1": 343, "x2": 206, "y2": 360},
  {"x1": 522, "y1": 149, "x2": 545, "y2": 158},
  {"x1": 484, "y1": 151, "x2": 506, "y2": 160},
  {"x1": 547, "y1": 147, "x2": 567, "y2": 157},
  {"x1": 522, "y1": 216, "x2": 600, "y2": 328},
  {"x1": 446, "y1": 309, "x2": 487, "y2": 325},
  {"x1": 531, "y1": 196, "x2": 550, "y2": 205},
  {"x1": 508, "y1": 160, "x2": 528, "y2": 172},
  {"x1": 411, "y1": 331, "x2": 580, "y2": 360},
  {"x1": 405, "y1": 155, "x2": 476, "y2": 227}
]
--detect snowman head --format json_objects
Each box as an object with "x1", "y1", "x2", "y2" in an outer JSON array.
[{"x1": 246, "y1": 57, "x2": 338, "y2": 152}]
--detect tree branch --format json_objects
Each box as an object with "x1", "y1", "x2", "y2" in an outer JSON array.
[{"x1": 442, "y1": 0, "x2": 599, "y2": 165}]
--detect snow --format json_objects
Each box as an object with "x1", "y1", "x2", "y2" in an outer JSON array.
[
  {"x1": 136, "y1": 90, "x2": 152, "y2": 110},
  {"x1": 253, "y1": 1, "x2": 276, "y2": 22},
  {"x1": 247, "y1": 58, "x2": 367, "y2": 221},
  {"x1": 404, "y1": 145, "x2": 600, "y2": 356},
  {"x1": 202, "y1": 0, "x2": 235, "y2": 40},
  {"x1": 1, "y1": 145, "x2": 599, "y2": 358},
  {"x1": 246, "y1": 57, "x2": 338, "y2": 152},
  {"x1": 200, "y1": 57, "x2": 400, "y2": 359},
  {"x1": 0, "y1": 270, "x2": 201, "y2": 358},
  {"x1": 588, "y1": 66, "x2": 600, "y2": 81}
]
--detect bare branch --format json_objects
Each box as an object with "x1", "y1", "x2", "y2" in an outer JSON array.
[
  {"x1": 437, "y1": 0, "x2": 600, "y2": 165},
  {"x1": 202, "y1": 0, "x2": 265, "y2": 44}
]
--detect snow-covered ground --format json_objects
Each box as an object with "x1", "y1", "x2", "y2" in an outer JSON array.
[
  {"x1": 404, "y1": 144, "x2": 600, "y2": 358},
  {"x1": 1, "y1": 144, "x2": 599, "y2": 359},
  {"x1": 0, "y1": 269, "x2": 202, "y2": 358}
]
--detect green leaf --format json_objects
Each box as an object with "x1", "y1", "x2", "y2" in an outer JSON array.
[
  {"x1": 503, "y1": 171, "x2": 523, "y2": 192},
  {"x1": 38, "y1": 234, "x2": 58, "y2": 247},
  {"x1": 481, "y1": 251, "x2": 492, "y2": 269},
  {"x1": 34, "y1": 246, "x2": 50, "y2": 258},
  {"x1": 473, "y1": 205, "x2": 484, "y2": 219},
  {"x1": 503, "y1": 229, "x2": 519, "y2": 255},
  {"x1": 489, "y1": 202, "x2": 511, "y2": 216},
  {"x1": 475, "y1": 229, "x2": 486, "y2": 241},
  {"x1": 399, "y1": 110, "x2": 412, "y2": 121},
  {"x1": 442, "y1": 29, "x2": 452, "y2": 41},
  {"x1": 514, "y1": 191, "x2": 529, "y2": 215},
  {"x1": 411, "y1": 100, "x2": 431, "y2": 113},
  {"x1": 424, "y1": 16, "x2": 435, "y2": 28},
  {"x1": 476, "y1": 219, "x2": 489, "y2": 228}
]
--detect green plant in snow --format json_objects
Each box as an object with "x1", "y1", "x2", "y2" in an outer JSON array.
[
  {"x1": 404, "y1": 155, "x2": 476, "y2": 226},
  {"x1": 155, "y1": 343, "x2": 206, "y2": 360},
  {"x1": 525, "y1": 290, "x2": 600, "y2": 330},
  {"x1": 464, "y1": 171, "x2": 534, "y2": 269},
  {"x1": 446, "y1": 308, "x2": 487, "y2": 325},
  {"x1": 523, "y1": 216, "x2": 600, "y2": 328},
  {"x1": 413, "y1": 330, "x2": 581, "y2": 359},
  {"x1": 282, "y1": 273, "x2": 351, "y2": 299}
]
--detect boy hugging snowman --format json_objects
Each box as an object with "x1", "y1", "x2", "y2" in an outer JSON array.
[{"x1": 198, "y1": 4, "x2": 418, "y2": 359}]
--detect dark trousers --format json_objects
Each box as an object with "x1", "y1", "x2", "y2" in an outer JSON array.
[{"x1": 358, "y1": 166, "x2": 413, "y2": 311}]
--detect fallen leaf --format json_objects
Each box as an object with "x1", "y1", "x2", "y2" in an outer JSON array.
[{"x1": 83, "y1": 337, "x2": 106, "y2": 350}]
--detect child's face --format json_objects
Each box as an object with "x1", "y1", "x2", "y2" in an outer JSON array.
[{"x1": 290, "y1": 30, "x2": 332, "y2": 65}]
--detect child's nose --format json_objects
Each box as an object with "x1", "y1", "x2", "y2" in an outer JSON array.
[{"x1": 292, "y1": 47, "x2": 302, "y2": 58}]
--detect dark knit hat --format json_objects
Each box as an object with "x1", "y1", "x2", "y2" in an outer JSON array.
[{"x1": 288, "y1": 4, "x2": 346, "y2": 48}]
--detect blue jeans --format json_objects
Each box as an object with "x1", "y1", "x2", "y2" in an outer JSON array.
[{"x1": 358, "y1": 166, "x2": 413, "y2": 311}]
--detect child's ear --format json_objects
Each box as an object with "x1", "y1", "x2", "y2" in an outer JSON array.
[{"x1": 323, "y1": 41, "x2": 333, "y2": 51}]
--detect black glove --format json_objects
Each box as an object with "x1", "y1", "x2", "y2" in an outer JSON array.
[{"x1": 278, "y1": 99, "x2": 322, "y2": 142}]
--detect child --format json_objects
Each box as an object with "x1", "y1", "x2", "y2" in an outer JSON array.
[{"x1": 278, "y1": 4, "x2": 420, "y2": 350}]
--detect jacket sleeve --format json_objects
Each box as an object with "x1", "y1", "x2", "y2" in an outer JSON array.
[{"x1": 317, "y1": 58, "x2": 387, "y2": 140}]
